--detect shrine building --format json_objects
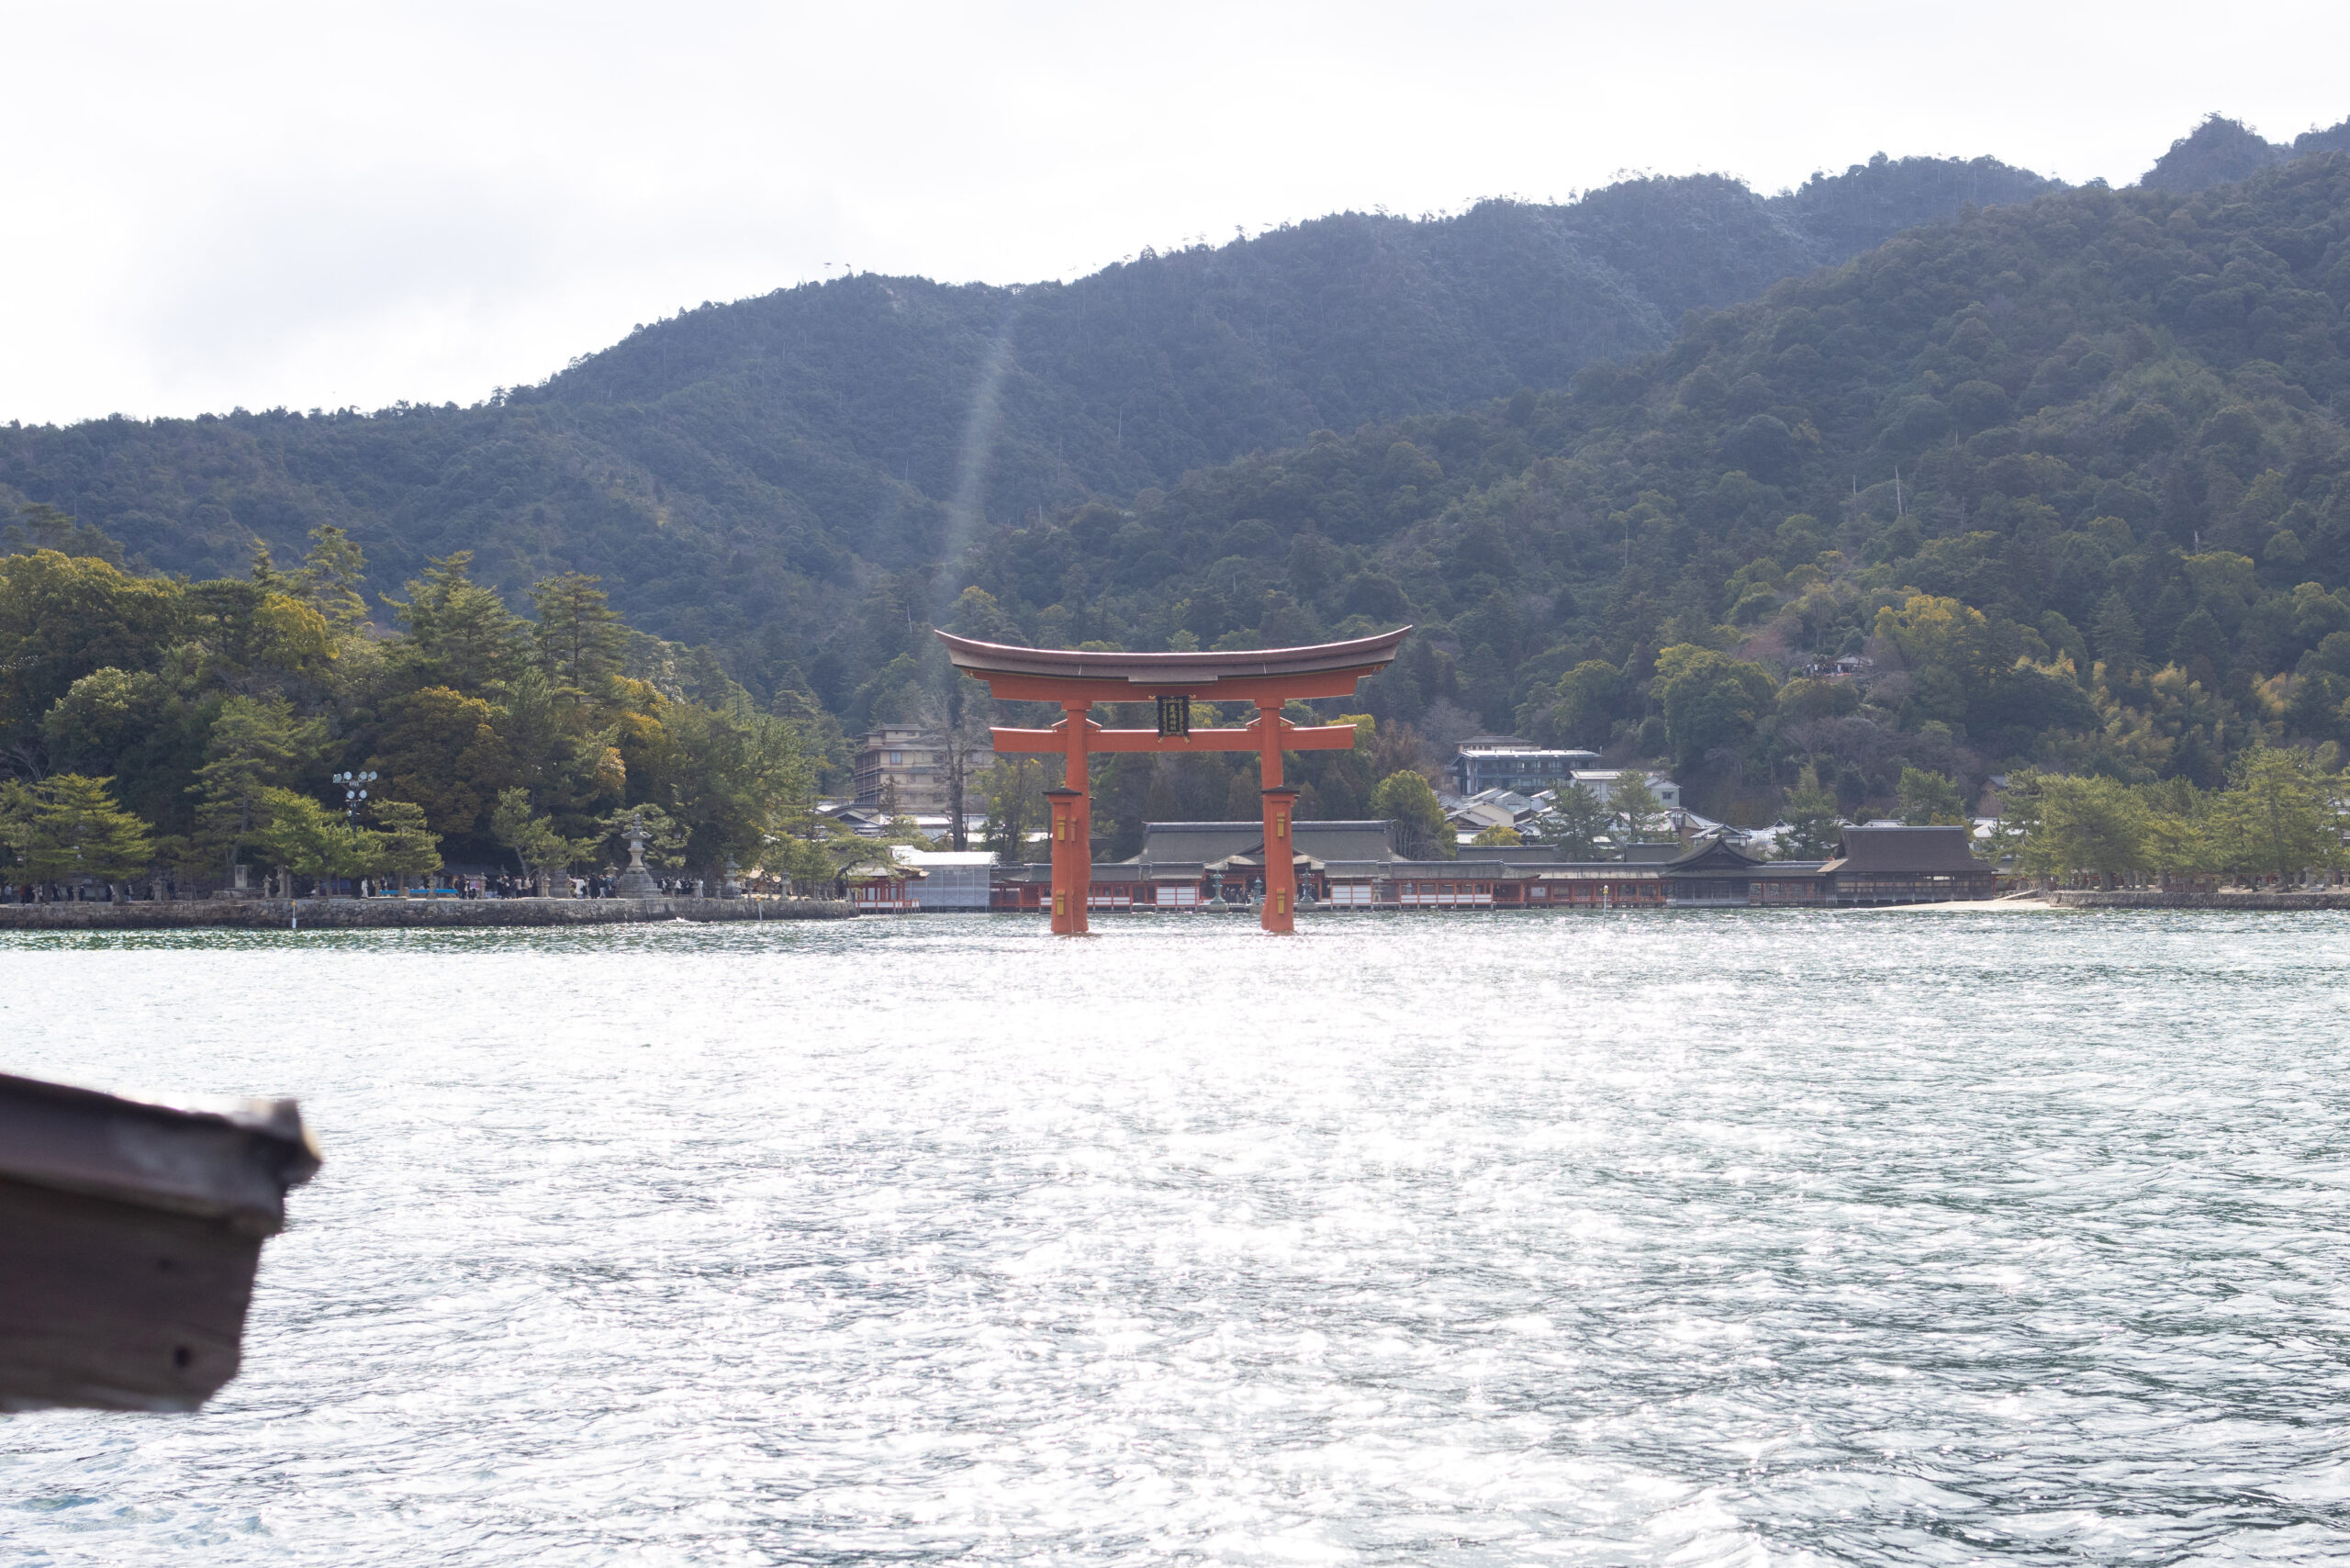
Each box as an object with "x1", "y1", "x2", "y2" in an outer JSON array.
[{"x1": 979, "y1": 823, "x2": 1995, "y2": 913}]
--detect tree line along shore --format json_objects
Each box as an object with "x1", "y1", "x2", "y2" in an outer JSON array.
[
  {"x1": 0, "y1": 532, "x2": 856, "y2": 902},
  {"x1": 6, "y1": 520, "x2": 2350, "y2": 907}
]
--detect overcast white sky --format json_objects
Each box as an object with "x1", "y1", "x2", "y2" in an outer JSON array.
[{"x1": 3, "y1": 0, "x2": 2345, "y2": 427}]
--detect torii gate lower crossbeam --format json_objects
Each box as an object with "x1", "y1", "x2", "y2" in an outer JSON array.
[{"x1": 937, "y1": 628, "x2": 1412, "y2": 934}]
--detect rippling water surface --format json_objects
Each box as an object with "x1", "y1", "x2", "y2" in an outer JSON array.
[{"x1": 4, "y1": 910, "x2": 2349, "y2": 1565}]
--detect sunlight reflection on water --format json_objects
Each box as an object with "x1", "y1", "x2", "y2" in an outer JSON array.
[{"x1": 3, "y1": 910, "x2": 2348, "y2": 1565}]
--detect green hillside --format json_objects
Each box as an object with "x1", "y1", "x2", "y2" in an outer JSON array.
[
  {"x1": 0, "y1": 150, "x2": 2052, "y2": 693},
  {"x1": 951, "y1": 151, "x2": 2350, "y2": 820},
  {"x1": 2141, "y1": 113, "x2": 2350, "y2": 194}
]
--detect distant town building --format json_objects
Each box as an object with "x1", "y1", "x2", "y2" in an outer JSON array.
[
  {"x1": 1448, "y1": 738, "x2": 1602, "y2": 796},
  {"x1": 889, "y1": 846, "x2": 995, "y2": 910},
  {"x1": 852, "y1": 726, "x2": 994, "y2": 816},
  {"x1": 1448, "y1": 789, "x2": 1542, "y2": 839},
  {"x1": 1570, "y1": 769, "x2": 1683, "y2": 812},
  {"x1": 815, "y1": 801, "x2": 892, "y2": 837},
  {"x1": 908, "y1": 814, "x2": 990, "y2": 845}
]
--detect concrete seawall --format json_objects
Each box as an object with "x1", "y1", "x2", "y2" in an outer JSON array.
[
  {"x1": 0, "y1": 897, "x2": 856, "y2": 931},
  {"x1": 2048, "y1": 889, "x2": 2350, "y2": 911}
]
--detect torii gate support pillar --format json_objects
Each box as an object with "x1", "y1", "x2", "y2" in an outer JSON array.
[
  {"x1": 1046, "y1": 787, "x2": 1088, "y2": 935},
  {"x1": 1260, "y1": 786, "x2": 1299, "y2": 933},
  {"x1": 1257, "y1": 696, "x2": 1297, "y2": 933}
]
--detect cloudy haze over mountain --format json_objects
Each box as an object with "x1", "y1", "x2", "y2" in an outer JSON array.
[{"x1": 5, "y1": 0, "x2": 2348, "y2": 425}]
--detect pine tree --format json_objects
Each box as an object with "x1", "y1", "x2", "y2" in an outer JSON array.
[
  {"x1": 0, "y1": 779, "x2": 32, "y2": 870},
  {"x1": 385, "y1": 552, "x2": 525, "y2": 694},
  {"x1": 1611, "y1": 775, "x2": 1667, "y2": 844},
  {"x1": 296, "y1": 525, "x2": 369, "y2": 631},
  {"x1": 2013, "y1": 773, "x2": 2153, "y2": 885},
  {"x1": 1896, "y1": 767, "x2": 1970, "y2": 825},
  {"x1": 2210, "y1": 747, "x2": 2344, "y2": 880},
  {"x1": 25, "y1": 774, "x2": 154, "y2": 886},
  {"x1": 2091, "y1": 591, "x2": 2143, "y2": 669},
  {"x1": 531, "y1": 572, "x2": 626, "y2": 694},
  {"x1": 1776, "y1": 765, "x2": 1844, "y2": 859},
  {"x1": 367, "y1": 799, "x2": 443, "y2": 892},
  {"x1": 191, "y1": 697, "x2": 320, "y2": 879},
  {"x1": 248, "y1": 539, "x2": 294, "y2": 595},
  {"x1": 251, "y1": 788, "x2": 341, "y2": 894},
  {"x1": 490, "y1": 788, "x2": 588, "y2": 893},
  {"x1": 1528, "y1": 780, "x2": 1611, "y2": 858}
]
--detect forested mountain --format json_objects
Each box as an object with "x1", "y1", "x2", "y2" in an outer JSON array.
[
  {"x1": 2142, "y1": 113, "x2": 2350, "y2": 195},
  {"x1": 12, "y1": 115, "x2": 2350, "y2": 842},
  {"x1": 949, "y1": 149, "x2": 2350, "y2": 826},
  {"x1": 0, "y1": 148, "x2": 2053, "y2": 691}
]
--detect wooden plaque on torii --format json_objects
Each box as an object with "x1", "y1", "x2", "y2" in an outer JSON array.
[{"x1": 937, "y1": 627, "x2": 1412, "y2": 934}]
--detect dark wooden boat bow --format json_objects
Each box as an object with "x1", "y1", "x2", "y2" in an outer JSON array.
[{"x1": 0, "y1": 1072, "x2": 321, "y2": 1411}]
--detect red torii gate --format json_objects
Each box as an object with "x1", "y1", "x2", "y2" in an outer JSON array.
[{"x1": 937, "y1": 628, "x2": 1412, "y2": 934}]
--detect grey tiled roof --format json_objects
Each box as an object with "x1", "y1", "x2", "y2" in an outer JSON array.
[
  {"x1": 1133, "y1": 820, "x2": 1398, "y2": 865},
  {"x1": 1823, "y1": 825, "x2": 1986, "y2": 873}
]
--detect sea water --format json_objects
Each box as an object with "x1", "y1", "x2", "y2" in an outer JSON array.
[{"x1": 1, "y1": 910, "x2": 2346, "y2": 1565}]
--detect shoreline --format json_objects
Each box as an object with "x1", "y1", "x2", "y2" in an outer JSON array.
[
  {"x1": 1843, "y1": 890, "x2": 2350, "y2": 912},
  {"x1": 1836, "y1": 896, "x2": 2065, "y2": 913},
  {"x1": 2045, "y1": 889, "x2": 2350, "y2": 911},
  {"x1": 0, "y1": 896, "x2": 855, "y2": 932},
  {"x1": 6, "y1": 890, "x2": 2341, "y2": 930}
]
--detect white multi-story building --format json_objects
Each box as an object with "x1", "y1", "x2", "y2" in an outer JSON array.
[
  {"x1": 1568, "y1": 769, "x2": 1682, "y2": 811},
  {"x1": 1448, "y1": 736, "x2": 1602, "y2": 796}
]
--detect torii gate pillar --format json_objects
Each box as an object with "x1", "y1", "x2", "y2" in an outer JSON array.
[
  {"x1": 1257, "y1": 694, "x2": 1299, "y2": 933},
  {"x1": 1045, "y1": 787, "x2": 1087, "y2": 935},
  {"x1": 938, "y1": 627, "x2": 1411, "y2": 935}
]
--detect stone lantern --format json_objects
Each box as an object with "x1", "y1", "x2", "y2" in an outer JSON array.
[{"x1": 613, "y1": 812, "x2": 660, "y2": 899}]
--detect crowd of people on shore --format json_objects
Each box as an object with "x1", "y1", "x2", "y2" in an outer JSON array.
[
  {"x1": 8, "y1": 882, "x2": 129, "y2": 903},
  {"x1": 572, "y1": 875, "x2": 711, "y2": 899},
  {"x1": 5, "y1": 870, "x2": 744, "y2": 903}
]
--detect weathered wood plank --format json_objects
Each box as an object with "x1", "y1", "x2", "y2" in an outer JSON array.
[
  {"x1": 0, "y1": 1179, "x2": 261, "y2": 1411},
  {"x1": 0, "y1": 1075, "x2": 319, "y2": 1412}
]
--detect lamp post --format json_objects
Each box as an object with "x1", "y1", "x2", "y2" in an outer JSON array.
[
  {"x1": 333, "y1": 770, "x2": 376, "y2": 823},
  {"x1": 333, "y1": 771, "x2": 377, "y2": 897}
]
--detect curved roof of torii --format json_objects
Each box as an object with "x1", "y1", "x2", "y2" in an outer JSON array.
[{"x1": 935, "y1": 625, "x2": 1412, "y2": 685}]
